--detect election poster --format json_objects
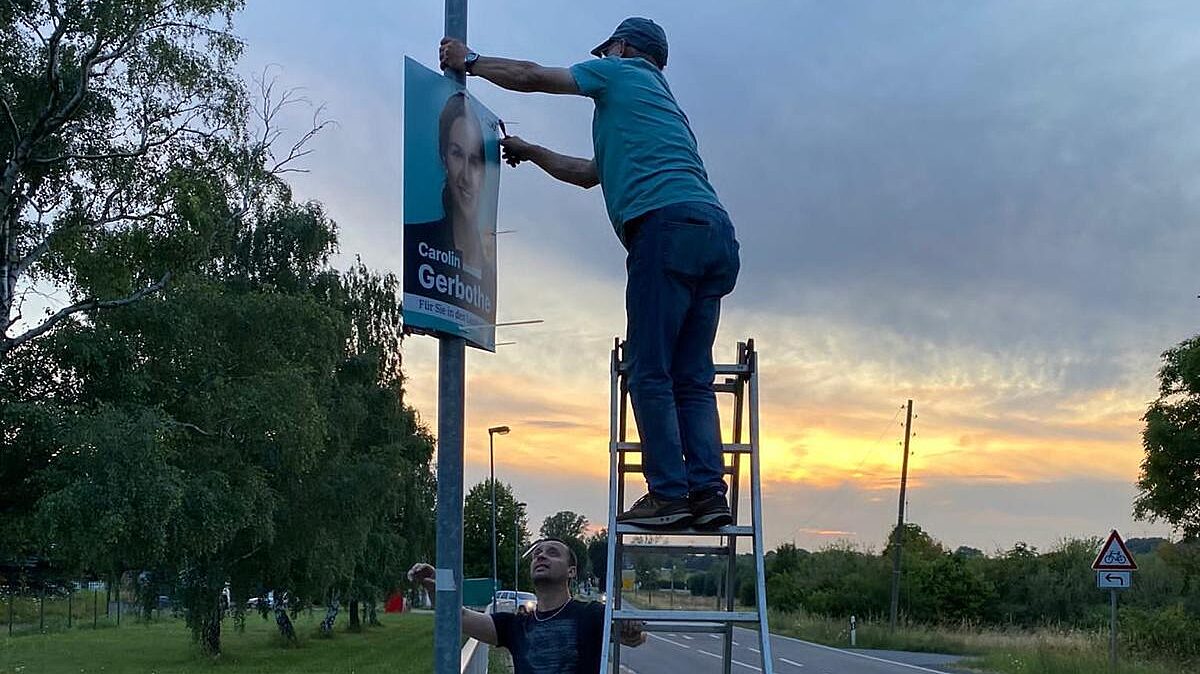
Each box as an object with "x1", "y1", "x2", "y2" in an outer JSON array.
[{"x1": 403, "y1": 56, "x2": 500, "y2": 351}]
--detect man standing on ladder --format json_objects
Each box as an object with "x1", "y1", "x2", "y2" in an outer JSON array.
[{"x1": 440, "y1": 18, "x2": 739, "y2": 529}]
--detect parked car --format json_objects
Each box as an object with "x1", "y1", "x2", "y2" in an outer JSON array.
[{"x1": 486, "y1": 590, "x2": 537, "y2": 615}]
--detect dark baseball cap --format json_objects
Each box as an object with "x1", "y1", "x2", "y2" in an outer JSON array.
[{"x1": 590, "y1": 17, "x2": 668, "y2": 68}]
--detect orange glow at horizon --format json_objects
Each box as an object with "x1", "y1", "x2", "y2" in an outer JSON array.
[{"x1": 406, "y1": 356, "x2": 1150, "y2": 495}]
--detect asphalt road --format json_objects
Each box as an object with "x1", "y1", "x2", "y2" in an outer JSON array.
[{"x1": 615, "y1": 626, "x2": 965, "y2": 674}]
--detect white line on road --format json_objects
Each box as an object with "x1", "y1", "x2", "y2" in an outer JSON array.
[
  {"x1": 619, "y1": 666, "x2": 639, "y2": 674},
  {"x1": 779, "y1": 657, "x2": 805, "y2": 668},
  {"x1": 648, "y1": 634, "x2": 691, "y2": 649},
  {"x1": 748, "y1": 647, "x2": 760, "y2": 653},
  {"x1": 766, "y1": 631, "x2": 954, "y2": 674},
  {"x1": 682, "y1": 634, "x2": 695, "y2": 640},
  {"x1": 695, "y1": 647, "x2": 763, "y2": 671},
  {"x1": 710, "y1": 634, "x2": 722, "y2": 639}
]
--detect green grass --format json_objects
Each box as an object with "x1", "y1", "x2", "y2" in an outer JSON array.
[
  {"x1": 487, "y1": 643, "x2": 513, "y2": 673},
  {"x1": 0, "y1": 611, "x2": 434, "y2": 673},
  {"x1": 768, "y1": 609, "x2": 1193, "y2": 674},
  {"x1": 3, "y1": 591, "x2": 112, "y2": 632},
  {"x1": 967, "y1": 648, "x2": 1187, "y2": 674}
]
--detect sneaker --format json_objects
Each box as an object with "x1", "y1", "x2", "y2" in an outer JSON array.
[
  {"x1": 689, "y1": 489, "x2": 733, "y2": 529},
  {"x1": 617, "y1": 493, "x2": 693, "y2": 528}
]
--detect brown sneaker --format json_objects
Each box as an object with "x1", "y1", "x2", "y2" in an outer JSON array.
[
  {"x1": 689, "y1": 489, "x2": 733, "y2": 529},
  {"x1": 617, "y1": 493, "x2": 693, "y2": 528}
]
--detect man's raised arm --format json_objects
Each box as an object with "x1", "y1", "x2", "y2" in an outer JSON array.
[
  {"x1": 440, "y1": 38, "x2": 579, "y2": 95},
  {"x1": 408, "y1": 563, "x2": 499, "y2": 645}
]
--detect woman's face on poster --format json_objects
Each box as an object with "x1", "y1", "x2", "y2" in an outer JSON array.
[{"x1": 444, "y1": 114, "x2": 485, "y2": 224}]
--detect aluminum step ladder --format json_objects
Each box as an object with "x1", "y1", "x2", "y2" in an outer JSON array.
[{"x1": 600, "y1": 339, "x2": 774, "y2": 673}]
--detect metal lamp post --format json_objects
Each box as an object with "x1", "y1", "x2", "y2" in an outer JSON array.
[{"x1": 488, "y1": 425, "x2": 510, "y2": 610}]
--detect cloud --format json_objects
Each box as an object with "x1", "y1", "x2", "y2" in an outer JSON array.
[{"x1": 230, "y1": 1, "x2": 1189, "y2": 552}]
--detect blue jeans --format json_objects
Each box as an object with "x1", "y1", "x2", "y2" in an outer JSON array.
[{"x1": 623, "y1": 201, "x2": 740, "y2": 501}]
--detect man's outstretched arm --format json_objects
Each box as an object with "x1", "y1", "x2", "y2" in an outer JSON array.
[
  {"x1": 408, "y1": 563, "x2": 499, "y2": 645},
  {"x1": 501, "y1": 137, "x2": 598, "y2": 189},
  {"x1": 440, "y1": 38, "x2": 579, "y2": 95}
]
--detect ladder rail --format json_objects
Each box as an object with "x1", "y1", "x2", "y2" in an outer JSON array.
[
  {"x1": 613, "y1": 343, "x2": 630, "y2": 673},
  {"x1": 723, "y1": 343, "x2": 748, "y2": 673},
  {"x1": 601, "y1": 341, "x2": 620, "y2": 670},
  {"x1": 749, "y1": 343, "x2": 775, "y2": 668}
]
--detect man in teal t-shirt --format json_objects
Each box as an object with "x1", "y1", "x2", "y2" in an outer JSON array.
[{"x1": 440, "y1": 18, "x2": 740, "y2": 530}]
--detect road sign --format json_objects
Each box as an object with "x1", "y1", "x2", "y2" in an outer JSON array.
[
  {"x1": 1097, "y1": 571, "x2": 1131, "y2": 589},
  {"x1": 1092, "y1": 529, "x2": 1137, "y2": 570}
]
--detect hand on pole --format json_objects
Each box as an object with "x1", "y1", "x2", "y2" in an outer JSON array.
[
  {"x1": 407, "y1": 562, "x2": 438, "y2": 603},
  {"x1": 500, "y1": 136, "x2": 534, "y2": 167},
  {"x1": 439, "y1": 38, "x2": 469, "y2": 72}
]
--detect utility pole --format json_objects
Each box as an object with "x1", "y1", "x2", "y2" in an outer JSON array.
[
  {"x1": 433, "y1": 3, "x2": 468, "y2": 672},
  {"x1": 889, "y1": 399, "x2": 914, "y2": 631}
]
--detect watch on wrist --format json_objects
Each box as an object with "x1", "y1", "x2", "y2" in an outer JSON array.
[{"x1": 464, "y1": 51, "x2": 480, "y2": 74}]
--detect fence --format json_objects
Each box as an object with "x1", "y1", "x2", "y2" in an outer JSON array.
[{"x1": 3, "y1": 580, "x2": 167, "y2": 636}]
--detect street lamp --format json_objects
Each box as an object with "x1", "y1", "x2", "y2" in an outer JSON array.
[
  {"x1": 514, "y1": 501, "x2": 527, "y2": 593},
  {"x1": 488, "y1": 425, "x2": 510, "y2": 611}
]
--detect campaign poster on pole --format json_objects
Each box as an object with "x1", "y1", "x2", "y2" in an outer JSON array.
[{"x1": 403, "y1": 56, "x2": 499, "y2": 351}]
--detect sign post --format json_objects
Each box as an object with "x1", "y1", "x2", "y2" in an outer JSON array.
[
  {"x1": 1091, "y1": 529, "x2": 1138, "y2": 670},
  {"x1": 434, "y1": 3, "x2": 467, "y2": 674}
]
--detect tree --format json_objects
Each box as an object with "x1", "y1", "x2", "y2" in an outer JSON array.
[
  {"x1": 0, "y1": 0, "x2": 325, "y2": 567},
  {"x1": 1, "y1": 0, "x2": 255, "y2": 362},
  {"x1": 540, "y1": 510, "x2": 589, "y2": 583},
  {"x1": 0, "y1": 3, "x2": 437, "y2": 658},
  {"x1": 586, "y1": 530, "x2": 607, "y2": 589},
  {"x1": 32, "y1": 192, "x2": 347, "y2": 651},
  {"x1": 463, "y1": 480, "x2": 529, "y2": 590},
  {"x1": 1137, "y1": 334, "x2": 1200, "y2": 537},
  {"x1": 541, "y1": 511, "x2": 588, "y2": 542},
  {"x1": 26, "y1": 186, "x2": 436, "y2": 654}
]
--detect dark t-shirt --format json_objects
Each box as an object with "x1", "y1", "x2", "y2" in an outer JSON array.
[{"x1": 492, "y1": 600, "x2": 605, "y2": 674}]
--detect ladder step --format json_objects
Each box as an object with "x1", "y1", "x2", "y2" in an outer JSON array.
[
  {"x1": 613, "y1": 609, "x2": 760, "y2": 623},
  {"x1": 713, "y1": 382, "x2": 740, "y2": 394},
  {"x1": 620, "y1": 463, "x2": 737, "y2": 476},
  {"x1": 637, "y1": 621, "x2": 731, "y2": 634},
  {"x1": 621, "y1": 543, "x2": 731, "y2": 555},
  {"x1": 616, "y1": 442, "x2": 752, "y2": 454},
  {"x1": 616, "y1": 524, "x2": 754, "y2": 537}
]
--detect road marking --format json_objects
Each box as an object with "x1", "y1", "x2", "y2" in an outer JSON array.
[
  {"x1": 762, "y1": 630, "x2": 955, "y2": 674},
  {"x1": 682, "y1": 634, "x2": 695, "y2": 640},
  {"x1": 619, "y1": 666, "x2": 638, "y2": 674},
  {"x1": 695, "y1": 647, "x2": 762, "y2": 672},
  {"x1": 779, "y1": 657, "x2": 805, "y2": 668},
  {"x1": 649, "y1": 634, "x2": 690, "y2": 649},
  {"x1": 710, "y1": 634, "x2": 722, "y2": 639},
  {"x1": 748, "y1": 647, "x2": 760, "y2": 653},
  {"x1": 733, "y1": 640, "x2": 740, "y2": 645}
]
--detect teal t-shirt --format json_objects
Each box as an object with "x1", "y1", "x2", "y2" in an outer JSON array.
[{"x1": 569, "y1": 56, "x2": 721, "y2": 241}]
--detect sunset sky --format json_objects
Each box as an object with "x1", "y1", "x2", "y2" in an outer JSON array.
[{"x1": 233, "y1": 1, "x2": 1198, "y2": 553}]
